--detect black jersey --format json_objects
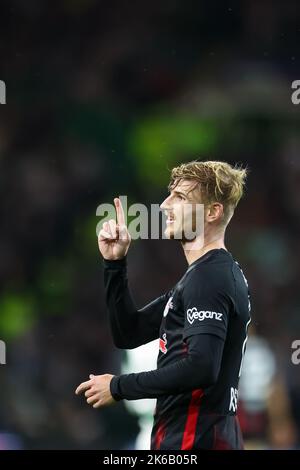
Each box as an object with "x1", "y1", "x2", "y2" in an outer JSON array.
[{"x1": 105, "y1": 248, "x2": 251, "y2": 450}]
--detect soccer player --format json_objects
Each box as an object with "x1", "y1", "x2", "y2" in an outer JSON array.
[{"x1": 76, "y1": 160, "x2": 251, "y2": 450}]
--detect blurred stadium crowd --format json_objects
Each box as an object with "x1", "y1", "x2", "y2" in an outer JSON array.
[{"x1": 0, "y1": 0, "x2": 300, "y2": 449}]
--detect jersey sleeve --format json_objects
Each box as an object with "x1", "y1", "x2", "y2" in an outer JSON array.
[
  {"x1": 182, "y1": 264, "x2": 234, "y2": 341},
  {"x1": 110, "y1": 333, "x2": 224, "y2": 400},
  {"x1": 104, "y1": 257, "x2": 170, "y2": 349}
]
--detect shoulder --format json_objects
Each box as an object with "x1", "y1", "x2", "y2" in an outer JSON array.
[{"x1": 184, "y1": 249, "x2": 235, "y2": 289}]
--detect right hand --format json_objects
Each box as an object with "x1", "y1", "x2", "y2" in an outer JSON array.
[{"x1": 98, "y1": 197, "x2": 131, "y2": 260}]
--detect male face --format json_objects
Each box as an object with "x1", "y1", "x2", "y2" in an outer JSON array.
[{"x1": 160, "y1": 179, "x2": 204, "y2": 241}]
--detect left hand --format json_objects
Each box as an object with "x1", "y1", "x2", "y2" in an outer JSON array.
[{"x1": 75, "y1": 374, "x2": 115, "y2": 408}]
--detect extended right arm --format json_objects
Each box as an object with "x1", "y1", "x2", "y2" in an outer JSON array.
[
  {"x1": 104, "y1": 256, "x2": 168, "y2": 349},
  {"x1": 99, "y1": 198, "x2": 166, "y2": 349}
]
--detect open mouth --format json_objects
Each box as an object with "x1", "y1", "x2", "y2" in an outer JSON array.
[{"x1": 166, "y1": 213, "x2": 175, "y2": 225}]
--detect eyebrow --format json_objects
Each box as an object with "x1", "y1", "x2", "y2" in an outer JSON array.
[{"x1": 172, "y1": 190, "x2": 189, "y2": 198}]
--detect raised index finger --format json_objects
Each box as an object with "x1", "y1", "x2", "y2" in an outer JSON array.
[{"x1": 114, "y1": 197, "x2": 126, "y2": 226}]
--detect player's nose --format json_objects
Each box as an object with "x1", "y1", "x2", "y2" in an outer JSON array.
[{"x1": 160, "y1": 195, "x2": 172, "y2": 211}]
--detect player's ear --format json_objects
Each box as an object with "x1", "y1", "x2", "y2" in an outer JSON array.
[{"x1": 206, "y1": 203, "x2": 224, "y2": 223}]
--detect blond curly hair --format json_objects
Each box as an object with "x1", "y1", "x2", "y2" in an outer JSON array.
[{"x1": 169, "y1": 160, "x2": 248, "y2": 224}]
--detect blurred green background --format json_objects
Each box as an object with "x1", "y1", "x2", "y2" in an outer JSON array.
[{"x1": 0, "y1": 0, "x2": 300, "y2": 449}]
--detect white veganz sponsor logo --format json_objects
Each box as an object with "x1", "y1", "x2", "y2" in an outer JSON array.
[{"x1": 187, "y1": 308, "x2": 223, "y2": 325}]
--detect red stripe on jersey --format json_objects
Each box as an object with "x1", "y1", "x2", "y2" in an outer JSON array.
[
  {"x1": 154, "y1": 420, "x2": 166, "y2": 450},
  {"x1": 181, "y1": 389, "x2": 204, "y2": 450}
]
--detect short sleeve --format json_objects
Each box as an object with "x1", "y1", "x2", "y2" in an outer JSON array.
[{"x1": 182, "y1": 265, "x2": 233, "y2": 341}]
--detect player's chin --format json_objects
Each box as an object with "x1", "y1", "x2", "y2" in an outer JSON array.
[
  {"x1": 164, "y1": 225, "x2": 174, "y2": 239},
  {"x1": 164, "y1": 226, "x2": 183, "y2": 240}
]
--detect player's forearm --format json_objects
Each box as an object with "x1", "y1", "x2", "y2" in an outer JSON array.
[
  {"x1": 104, "y1": 257, "x2": 164, "y2": 348},
  {"x1": 104, "y1": 257, "x2": 140, "y2": 348},
  {"x1": 110, "y1": 357, "x2": 215, "y2": 400},
  {"x1": 110, "y1": 334, "x2": 224, "y2": 400}
]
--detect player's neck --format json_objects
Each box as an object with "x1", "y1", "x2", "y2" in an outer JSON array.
[{"x1": 182, "y1": 234, "x2": 226, "y2": 266}]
